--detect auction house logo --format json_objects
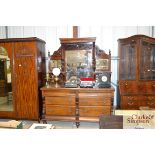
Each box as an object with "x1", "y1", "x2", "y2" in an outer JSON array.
[{"x1": 123, "y1": 111, "x2": 155, "y2": 129}]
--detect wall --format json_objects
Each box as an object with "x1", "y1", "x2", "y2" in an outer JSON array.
[{"x1": 0, "y1": 26, "x2": 154, "y2": 106}]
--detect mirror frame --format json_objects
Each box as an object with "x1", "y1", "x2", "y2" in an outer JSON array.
[{"x1": 49, "y1": 37, "x2": 111, "y2": 84}]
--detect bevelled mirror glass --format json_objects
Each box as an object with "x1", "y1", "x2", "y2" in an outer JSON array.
[
  {"x1": 65, "y1": 49, "x2": 93, "y2": 82},
  {"x1": 0, "y1": 46, "x2": 13, "y2": 111}
]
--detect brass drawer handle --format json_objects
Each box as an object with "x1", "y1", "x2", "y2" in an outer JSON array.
[
  {"x1": 128, "y1": 102, "x2": 133, "y2": 105},
  {"x1": 148, "y1": 97, "x2": 154, "y2": 100},
  {"x1": 127, "y1": 97, "x2": 134, "y2": 100},
  {"x1": 47, "y1": 109, "x2": 54, "y2": 112},
  {"x1": 147, "y1": 102, "x2": 154, "y2": 105}
]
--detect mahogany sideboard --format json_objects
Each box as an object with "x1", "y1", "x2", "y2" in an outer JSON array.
[{"x1": 41, "y1": 85, "x2": 115, "y2": 127}]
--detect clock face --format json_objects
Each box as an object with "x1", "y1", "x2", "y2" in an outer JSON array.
[{"x1": 101, "y1": 76, "x2": 107, "y2": 82}]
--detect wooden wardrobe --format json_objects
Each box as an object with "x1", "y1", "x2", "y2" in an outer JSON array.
[{"x1": 0, "y1": 37, "x2": 46, "y2": 120}]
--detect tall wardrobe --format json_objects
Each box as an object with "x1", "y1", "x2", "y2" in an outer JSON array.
[
  {"x1": 118, "y1": 35, "x2": 155, "y2": 109},
  {"x1": 0, "y1": 37, "x2": 46, "y2": 120}
]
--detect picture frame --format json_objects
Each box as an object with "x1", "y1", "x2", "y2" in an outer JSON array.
[
  {"x1": 96, "y1": 59, "x2": 109, "y2": 70},
  {"x1": 29, "y1": 123, "x2": 54, "y2": 129}
]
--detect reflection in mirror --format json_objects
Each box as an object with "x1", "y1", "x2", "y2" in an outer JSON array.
[
  {"x1": 65, "y1": 49, "x2": 93, "y2": 82},
  {"x1": 49, "y1": 60, "x2": 61, "y2": 71},
  {"x1": 0, "y1": 46, "x2": 13, "y2": 111}
]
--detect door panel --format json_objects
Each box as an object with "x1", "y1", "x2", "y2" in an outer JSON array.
[{"x1": 14, "y1": 42, "x2": 38, "y2": 119}]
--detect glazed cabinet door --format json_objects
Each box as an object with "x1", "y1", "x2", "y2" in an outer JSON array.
[
  {"x1": 140, "y1": 40, "x2": 155, "y2": 80},
  {"x1": 14, "y1": 41, "x2": 39, "y2": 119},
  {"x1": 118, "y1": 40, "x2": 137, "y2": 80}
]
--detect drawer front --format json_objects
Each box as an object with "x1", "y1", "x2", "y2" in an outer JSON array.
[
  {"x1": 79, "y1": 106, "x2": 111, "y2": 117},
  {"x1": 141, "y1": 101, "x2": 155, "y2": 108},
  {"x1": 119, "y1": 81, "x2": 138, "y2": 94},
  {"x1": 45, "y1": 95, "x2": 75, "y2": 106},
  {"x1": 42, "y1": 90, "x2": 75, "y2": 97},
  {"x1": 138, "y1": 82, "x2": 155, "y2": 93},
  {"x1": 121, "y1": 96, "x2": 139, "y2": 109},
  {"x1": 139, "y1": 95, "x2": 155, "y2": 101},
  {"x1": 121, "y1": 95, "x2": 155, "y2": 109},
  {"x1": 79, "y1": 94, "x2": 111, "y2": 106},
  {"x1": 119, "y1": 81, "x2": 155, "y2": 94},
  {"x1": 46, "y1": 105, "x2": 75, "y2": 116}
]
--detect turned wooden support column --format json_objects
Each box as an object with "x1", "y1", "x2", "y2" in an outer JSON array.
[{"x1": 73, "y1": 26, "x2": 79, "y2": 38}]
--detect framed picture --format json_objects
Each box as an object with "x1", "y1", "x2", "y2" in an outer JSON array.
[
  {"x1": 29, "y1": 123, "x2": 54, "y2": 129},
  {"x1": 96, "y1": 59, "x2": 109, "y2": 70}
]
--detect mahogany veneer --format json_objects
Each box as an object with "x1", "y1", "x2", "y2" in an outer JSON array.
[
  {"x1": 41, "y1": 85, "x2": 114, "y2": 127},
  {"x1": 0, "y1": 37, "x2": 46, "y2": 120}
]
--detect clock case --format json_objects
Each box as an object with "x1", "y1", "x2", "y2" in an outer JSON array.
[
  {"x1": 95, "y1": 43, "x2": 111, "y2": 88},
  {"x1": 95, "y1": 72, "x2": 111, "y2": 88},
  {"x1": 49, "y1": 37, "x2": 112, "y2": 88}
]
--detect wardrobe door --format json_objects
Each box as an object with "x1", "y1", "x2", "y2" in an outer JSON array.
[
  {"x1": 0, "y1": 43, "x2": 16, "y2": 118},
  {"x1": 14, "y1": 41, "x2": 39, "y2": 119}
]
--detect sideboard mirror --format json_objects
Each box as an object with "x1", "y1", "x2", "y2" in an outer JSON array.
[{"x1": 49, "y1": 37, "x2": 111, "y2": 87}]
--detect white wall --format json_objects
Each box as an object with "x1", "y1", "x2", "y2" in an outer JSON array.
[
  {"x1": 0, "y1": 26, "x2": 153, "y2": 57},
  {"x1": 0, "y1": 26, "x2": 6, "y2": 38},
  {"x1": 0, "y1": 26, "x2": 154, "y2": 106}
]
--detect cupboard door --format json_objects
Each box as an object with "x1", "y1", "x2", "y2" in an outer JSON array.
[
  {"x1": 14, "y1": 42, "x2": 38, "y2": 119},
  {"x1": 140, "y1": 40, "x2": 155, "y2": 80},
  {"x1": 119, "y1": 40, "x2": 137, "y2": 80}
]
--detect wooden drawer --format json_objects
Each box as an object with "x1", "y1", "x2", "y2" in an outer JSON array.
[
  {"x1": 79, "y1": 106, "x2": 111, "y2": 117},
  {"x1": 139, "y1": 95, "x2": 155, "y2": 100},
  {"x1": 119, "y1": 81, "x2": 138, "y2": 94},
  {"x1": 121, "y1": 96, "x2": 139, "y2": 109},
  {"x1": 79, "y1": 94, "x2": 111, "y2": 106},
  {"x1": 138, "y1": 82, "x2": 155, "y2": 93},
  {"x1": 42, "y1": 90, "x2": 75, "y2": 97},
  {"x1": 79, "y1": 98, "x2": 111, "y2": 106},
  {"x1": 45, "y1": 95, "x2": 75, "y2": 106},
  {"x1": 141, "y1": 101, "x2": 155, "y2": 108},
  {"x1": 121, "y1": 95, "x2": 155, "y2": 109},
  {"x1": 121, "y1": 95, "x2": 155, "y2": 101},
  {"x1": 46, "y1": 105, "x2": 75, "y2": 116},
  {"x1": 119, "y1": 81, "x2": 155, "y2": 94}
]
